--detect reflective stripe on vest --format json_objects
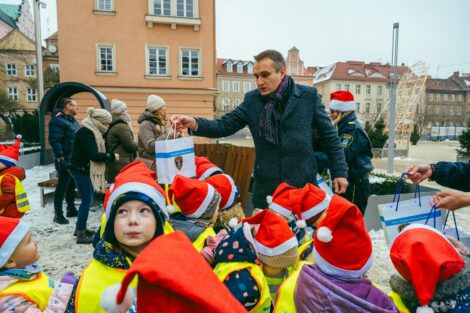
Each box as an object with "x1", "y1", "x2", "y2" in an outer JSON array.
[
  {"x1": 0, "y1": 272, "x2": 52, "y2": 310},
  {"x1": 389, "y1": 291, "x2": 411, "y2": 313},
  {"x1": 214, "y1": 261, "x2": 271, "y2": 313},
  {"x1": 75, "y1": 259, "x2": 137, "y2": 313},
  {"x1": 164, "y1": 184, "x2": 181, "y2": 213},
  {"x1": 193, "y1": 226, "x2": 216, "y2": 252},
  {"x1": 273, "y1": 261, "x2": 314, "y2": 313},
  {"x1": 0, "y1": 174, "x2": 30, "y2": 214}
]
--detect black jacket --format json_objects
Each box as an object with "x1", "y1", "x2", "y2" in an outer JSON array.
[
  {"x1": 431, "y1": 161, "x2": 470, "y2": 191},
  {"x1": 69, "y1": 127, "x2": 115, "y2": 174},
  {"x1": 316, "y1": 113, "x2": 373, "y2": 181},
  {"x1": 48, "y1": 109, "x2": 80, "y2": 160},
  {"x1": 192, "y1": 79, "x2": 348, "y2": 208}
]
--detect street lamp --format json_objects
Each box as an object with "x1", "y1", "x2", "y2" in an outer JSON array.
[{"x1": 33, "y1": 0, "x2": 46, "y2": 102}]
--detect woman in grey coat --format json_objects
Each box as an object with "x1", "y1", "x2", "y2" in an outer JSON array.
[
  {"x1": 136, "y1": 94, "x2": 167, "y2": 170},
  {"x1": 105, "y1": 99, "x2": 137, "y2": 182}
]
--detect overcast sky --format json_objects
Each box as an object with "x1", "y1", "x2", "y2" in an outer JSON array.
[{"x1": 4, "y1": 0, "x2": 470, "y2": 78}]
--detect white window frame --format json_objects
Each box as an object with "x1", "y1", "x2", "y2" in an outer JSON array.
[
  {"x1": 457, "y1": 105, "x2": 462, "y2": 114},
  {"x1": 243, "y1": 82, "x2": 251, "y2": 93},
  {"x1": 450, "y1": 94, "x2": 455, "y2": 102},
  {"x1": 428, "y1": 105, "x2": 433, "y2": 114},
  {"x1": 436, "y1": 94, "x2": 441, "y2": 101},
  {"x1": 222, "y1": 80, "x2": 230, "y2": 92},
  {"x1": 177, "y1": 0, "x2": 194, "y2": 18},
  {"x1": 146, "y1": 46, "x2": 169, "y2": 76},
  {"x1": 222, "y1": 98, "x2": 231, "y2": 111},
  {"x1": 236, "y1": 62, "x2": 243, "y2": 73},
  {"x1": 153, "y1": 0, "x2": 171, "y2": 16},
  {"x1": 26, "y1": 88, "x2": 37, "y2": 102},
  {"x1": 226, "y1": 61, "x2": 233, "y2": 73},
  {"x1": 344, "y1": 84, "x2": 350, "y2": 92},
  {"x1": 336, "y1": 84, "x2": 341, "y2": 91},
  {"x1": 24, "y1": 64, "x2": 35, "y2": 77},
  {"x1": 232, "y1": 81, "x2": 240, "y2": 92},
  {"x1": 290, "y1": 65, "x2": 297, "y2": 75},
  {"x1": 377, "y1": 85, "x2": 383, "y2": 95},
  {"x1": 247, "y1": 63, "x2": 253, "y2": 74},
  {"x1": 428, "y1": 93, "x2": 433, "y2": 101},
  {"x1": 96, "y1": 44, "x2": 116, "y2": 73},
  {"x1": 377, "y1": 101, "x2": 383, "y2": 113},
  {"x1": 443, "y1": 94, "x2": 448, "y2": 101},
  {"x1": 365, "y1": 102, "x2": 370, "y2": 113},
  {"x1": 356, "y1": 85, "x2": 361, "y2": 94},
  {"x1": 180, "y1": 48, "x2": 200, "y2": 77},
  {"x1": 435, "y1": 105, "x2": 440, "y2": 114},
  {"x1": 8, "y1": 87, "x2": 18, "y2": 101},
  {"x1": 6, "y1": 64, "x2": 16, "y2": 76},
  {"x1": 457, "y1": 94, "x2": 463, "y2": 102},
  {"x1": 366, "y1": 85, "x2": 371, "y2": 95},
  {"x1": 96, "y1": 0, "x2": 113, "y2": 11},
  {"x1": 233, "y1": 98, "x2": 240, "y2": 109}
]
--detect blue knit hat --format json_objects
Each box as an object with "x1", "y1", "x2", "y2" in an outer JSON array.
[{"x1": 110, "y1": 99, "x2": 128, "y2": 115}]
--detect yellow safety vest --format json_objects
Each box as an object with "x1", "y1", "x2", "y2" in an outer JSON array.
[
  {"x1": 164, "y1": 184, "x2": 181, "y2": 213},
  {"x1": 75, "y1": 259, "x2": 137, "y2": 313},
  {"x1": 192, "y1": 226, "x2": 216, "y2": 252},
  {"x1": 273, "y1": 261, "x2": 314, "y2": 313},
  {"x1": 0, "y1": 174, "x2": 30, "y2": 214},
  {"x1": 214, "y1": 261, "x2": 272, "y2": 313},
  {"x1": 389, "y1": 291, "x2": 410, "y2": 313},
  {"x1": 297, "y1": 239, "x2": 314, "y2": 265},
  {"x1": 0, "y1": 272, "x2": 52, "y2": 310}
]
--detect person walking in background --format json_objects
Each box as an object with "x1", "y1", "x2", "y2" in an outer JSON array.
[
  {"x1": 48, "y1": 98, "x2": 81, "y2": 225},
  {"x1": 172, "y1": 49, "x2": 348, "y2": 209},
  {"x1": 105, "y1": 99, "x2": 137, "y2": 183},
  {"x1": 69, "y1": 108, "x2": 118, "y2": 244},
  {"x1": 136, "y1": 94, "x2": 167, "y2": 170},
  {"x1": 316, "y1": 91, "x2": 374, "y2": 215}
]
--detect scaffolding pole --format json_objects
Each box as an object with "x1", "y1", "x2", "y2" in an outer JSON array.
[{"x1": 387, "y1": 23, "x2": 399, "y2": 174}]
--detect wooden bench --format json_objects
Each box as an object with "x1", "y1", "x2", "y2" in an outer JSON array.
[{"x1": 37, "y1": 178, "x2": 58, "y2": 207}]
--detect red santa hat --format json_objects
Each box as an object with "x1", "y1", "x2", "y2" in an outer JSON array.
[
  {"x1": 204, "y1": 174, "x2": 238, "y2": 210},
  {"x1": 329, "y1": 90, "x2": 356, "y2": 112},
  {"x1": 0, "y1": 135, "x2": 22, "y2": 168},
  {"x1": 195, "y1": 157, "x2": 223, "y2": 180},
  {"x1": 242, "y1": 210, "x2": 298, "y2": 268},
  {"x1": 101, "y1": 231, "x2": 247, "y2": 313},
  {"x1": 266, "y1": 183, "x2": 303, "y2": 219},
  {"x1": 313, "y1": 195, "x2": 372, "y2": 278},
  {"x1": 390, "y1": 224, "x2": 465, "y2": 313},
  {"x1": 168, "y1": 175, "x2": 217, "y2": 218},
  {"x1": 0, "y1": 217, "x2": 30, "y2": 267},
  {"x1": 300, "y1": 183, "x2": 331, "y2": 223},
  {"x1": 104, "y1": 161, "x2": 167, "y2": 220}
]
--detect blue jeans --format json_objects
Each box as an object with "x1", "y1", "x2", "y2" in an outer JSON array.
[{"x1": 70, "y1": 170, "x2": 94, "y2": 231}]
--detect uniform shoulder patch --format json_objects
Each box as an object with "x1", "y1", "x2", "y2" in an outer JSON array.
[
  {"x1": 55, "y1": 112, "x2": 63, "y2": 117},
  {"x1": 348, "y1": 121, "x2": 356, "y2": 125},
  {"x1": 340, "y1": 133, "x2": 354, "y2": 148}
]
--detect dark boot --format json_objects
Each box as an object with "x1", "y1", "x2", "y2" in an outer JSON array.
[
  {"x1": 53, "y1": 213, "x2": 69, "y2": 224},
  {"x1": 73, "y1": 229, "x2": 95, "y2": 237},
  {"x1": 76, "y1": 230, "x2": 93, "y2": 244},
  {"x1": 66, "y1": 206, "x2": 78, "y2": 218}
]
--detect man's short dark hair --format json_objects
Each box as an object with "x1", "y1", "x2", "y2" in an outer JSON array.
[
  {"x1": 57, "y1": 98, "x2": 75, "y2": 110},
  {"x1": 254, "y1": 50, "x2": 286, "y2": 72}
]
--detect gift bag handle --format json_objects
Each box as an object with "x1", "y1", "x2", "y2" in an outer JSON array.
[
  {"x1": 442, "y1": 209, "x2": 460, "y2": 241},
  {"x1": 392, "y1": 172, "x2": 421, "y2": 211},
  {"x1": 424, "y1": 203, "x2": 438, "y2": 229},
  {"x1": 165, "y1": 122, "x2": 178, "y2": 141}
]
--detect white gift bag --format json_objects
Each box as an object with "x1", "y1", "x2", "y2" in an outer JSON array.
[
  {"x1": 378, "y1": 176, "x2": 442, "y2": 247},
  {"x1": 155, "y1": 134, "x2": 196, "y2": 184}
]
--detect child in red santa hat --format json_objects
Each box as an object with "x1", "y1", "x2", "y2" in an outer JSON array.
[
  {"x1": 101, "y1": 230, "x2": 247, "y2": 313},
  {"x1": 389, "y1": 224, "x2": 470, "y2": 313},
  {"x1": 0, "y1": 216, "x2": 76, "y2": 312},
  {"x1": 64, "y1": 161, "x2": 168, "y2": 313},
  {"x1": 0, "y1": 135, "x2": 30, "y2": 218},
  {"x1": 275, "y1": 195, "x2": 397, "y2": 313}
]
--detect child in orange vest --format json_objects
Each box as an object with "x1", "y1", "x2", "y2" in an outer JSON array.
[
  {"x1": 0, "y1": 216, "x2": 75, "y2": 312},
  {"x1": 0, "y1": 135, "x2": 30, "y2": 218}
]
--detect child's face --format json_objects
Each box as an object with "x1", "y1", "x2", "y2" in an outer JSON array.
[
  {"x1": 7, "y1": 232, "x2": 39, "y2": 269},
  {"x1": 114, "y1": 200, "x2": 157, "y2": 254}
]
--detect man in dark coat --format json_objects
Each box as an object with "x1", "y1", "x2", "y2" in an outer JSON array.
[
  {"x1": 172, "y1": 50, "x2": 348, "y2": 209},
  {"x1": 48, "y1": 98, "x2": 80, "y2": 224}
]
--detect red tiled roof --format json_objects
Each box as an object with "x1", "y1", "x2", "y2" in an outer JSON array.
[
  {"x1": 426, "y1": 77, "x2": 466, "y2": 92},
  {"x1": 217, "y1": 58, "x2": 253, "y2": 76},
  {"x1": 328, "y1": 61, "x2": 409, "y2": 82}
]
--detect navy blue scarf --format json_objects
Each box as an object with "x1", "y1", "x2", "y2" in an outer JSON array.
[{"x1": 258, "y1": 75, "x2": 291, "y2": 145}]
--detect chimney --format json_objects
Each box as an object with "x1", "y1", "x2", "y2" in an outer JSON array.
[{"x1": 453, "y1": 71, "x2": 460, "y2": 77}]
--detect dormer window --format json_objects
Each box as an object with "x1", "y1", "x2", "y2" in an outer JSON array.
[
  {"x1": 247, "y1": 63, "x2": 253, "y2": 74},
  {"x1": 237, "y1": 62, "x2": 243, "y2": 73},
  {"x1": 226, "y1": 61, "x2": 233, "y2": 73}
]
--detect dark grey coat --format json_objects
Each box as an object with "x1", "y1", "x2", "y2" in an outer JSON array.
[{"x1": 193, "y1": 81, "x2": 348, "y2": 208}]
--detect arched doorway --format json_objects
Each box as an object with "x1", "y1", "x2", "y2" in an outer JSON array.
[{"x1": 39, "y1": 82, "x2": 109, "y2": 164}]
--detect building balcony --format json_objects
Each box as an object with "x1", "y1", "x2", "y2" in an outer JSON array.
[{"x1": 145, "y1": 15, "x2": 201, "y2": 31}]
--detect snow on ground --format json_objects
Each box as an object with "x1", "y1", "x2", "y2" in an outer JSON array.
[{"x1": 21, "y1": 164, "x2": 470, "y2": 293}]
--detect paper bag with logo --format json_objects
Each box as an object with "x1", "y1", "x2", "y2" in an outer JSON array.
[
  {"x1": 155, "y1": 133, "x2": 196, "y2": 184},
  {"x1": 378, "y1": 174, "x2": 442, "y2": 247}
]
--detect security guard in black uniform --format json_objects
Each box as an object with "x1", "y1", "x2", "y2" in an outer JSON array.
[{"x1": 316, "y1": 91, "x2": 373, "y2": 214}]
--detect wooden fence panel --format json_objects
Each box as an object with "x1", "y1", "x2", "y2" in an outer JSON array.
[{"x1": 195, "y1": 144, "x2": 255, "y2": 208}]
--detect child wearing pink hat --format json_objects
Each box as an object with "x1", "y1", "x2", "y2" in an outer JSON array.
[
  {"x1": 0, "y1": 135, "x2": 30, "y2": 218},
  {"x1": 0, "y1": 217, "x2": 75, "y2": 312}
]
